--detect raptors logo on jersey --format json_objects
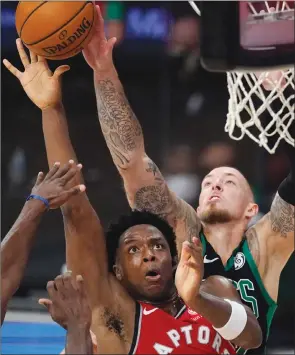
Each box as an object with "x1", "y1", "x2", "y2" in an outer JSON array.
[{"x1": 130, "y1": 302, "x2": 236, "y2": 354}]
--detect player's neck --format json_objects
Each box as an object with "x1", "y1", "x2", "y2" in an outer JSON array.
[
  {"x1": 202, "y1": 221, "x2": 246, "y2": 265},
  {"x1": 144, "y1": 292, "x2": 183, "y2": 316}
]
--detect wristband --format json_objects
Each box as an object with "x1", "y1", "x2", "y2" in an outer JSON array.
[
  {"x1": 26, "y1": 194, "x2": 50, "y2": 209},
  {"x1": 213, "y1": 299, "x2": 247, "y2": 340}
]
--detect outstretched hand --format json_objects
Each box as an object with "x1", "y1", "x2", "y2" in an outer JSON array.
[
  {"x1": 39, "y1": 272, "x2": 91, "y2": 329},
  {"x1": 31, "y1": 160, "x2": 86, "y2": 209},
  {"x1": 82, "y1": 5, "x2": 117, "y2": 74},
  {"x1": 3, "y1": 39, "x2": 69, "y2": 110},
  {"x1": 175, "y1": 237, "x2": 204, "y2": 306}
]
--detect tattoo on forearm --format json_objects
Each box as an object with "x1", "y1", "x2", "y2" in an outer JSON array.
[
  {"x1": 95, "y1": 79, "x2": 143, "y2": 169},
  {"x1": 134, "y1": 158, "x2": 200, "y2": 244},
  {"x1": 270, "y1": 193, "x2": 295, "y2": 238},
  {"x1": 246, "y1": 227, "x2": 260, "y2": 267}
]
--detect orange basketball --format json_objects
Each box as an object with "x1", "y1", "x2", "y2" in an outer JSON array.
[{"x1": 15, "y1": 1, "x2": 97, "y2": 60}]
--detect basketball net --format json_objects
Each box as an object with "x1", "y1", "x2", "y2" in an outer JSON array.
[{"x1": 188, "y1": 1, "x2": 295, "y2": 154}]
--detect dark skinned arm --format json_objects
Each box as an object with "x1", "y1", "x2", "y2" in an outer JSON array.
[{"x1": 1, "y1": 200, "x2": 45, "y2": 324}]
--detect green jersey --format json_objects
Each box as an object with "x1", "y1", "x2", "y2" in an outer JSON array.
[{"x1": 201, "y1": 232, "x2": 277, "y2": 354}]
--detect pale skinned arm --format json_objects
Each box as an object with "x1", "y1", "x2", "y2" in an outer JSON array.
[{"x1": 83, "y1": 6, "x2": 200, "y2": 258}]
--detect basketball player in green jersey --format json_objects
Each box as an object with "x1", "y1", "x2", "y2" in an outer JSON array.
[{"x1": 82, "y1": 6, "x2": 294, "y2": 354}]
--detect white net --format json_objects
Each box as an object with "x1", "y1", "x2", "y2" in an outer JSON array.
[
  {"x1": 188, "y1": 1, "x2": 295, "y2": 154},
  {"x1": 226, "y1": 69, "x2": 294, "y2": 153}
]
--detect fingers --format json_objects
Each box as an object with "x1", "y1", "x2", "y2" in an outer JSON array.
[
  {"x1": 58, "y1": 162, "x2": 82, "y2": 184},
  {"x1": 44, "y1": 162, "x2": 61, "y2": 180},
  {"x1": 53, "y1": 160, "x2": 76, "y2": 179},
  {"x1": 30, "y1": 50, "x2": 37, "y2": 63},
  {"x1": 180, "y1": 238, "x2": 202, "y2": 263},
  {"x1": 62, "y1": 271, "x2": 74, "y2": 291},
  {"x1": 180, "y1": 241, "x2": 193, "y2": 262},
  {"x1": 2, "y1": 59, "x2": 22, "y2": 79},
  {"x1": 107, "y1": 37, "x2": 117, "y2": 52},
  {"x1": 52, "y1": 184, "x2": 85, "y2": 208},
  {"x1": 65, "y1": 184, "x2": 86, "y2": 197},
  {"x1": 95, "y1": 5, "x2": 106, "y2": 40},
  {"x1": 38, "y1": 298, "x2": 53, "y2": 311},
  {"x1": 53, "y1": 65, "x2": 70, "y2": 79},
  {"x1": 46, "y1": 280, "x2": 57, "y2": 300},
  {"x1": 35, "y1": 171, "x2": 45, "y2": 186},
  {"x1": 184, "y1": 261, "x2": 200, "y2": 271},
  {"x1": 16, "y1": 38, "x2": 30, "y2": 68},
  {"x1": 76, "y1": 275, "x2": 87, "y2": 297}
]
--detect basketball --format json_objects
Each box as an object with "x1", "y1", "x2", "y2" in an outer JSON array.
[{"x1": 15, "y1": 1, "x2": 97, "y2": 60}]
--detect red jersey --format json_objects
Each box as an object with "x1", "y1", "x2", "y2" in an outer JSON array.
[{"x1": 130, "y1": 302, "x2": 236, "y2": 354}]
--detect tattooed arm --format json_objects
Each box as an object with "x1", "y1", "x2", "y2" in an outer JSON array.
[
  {"x1": 82, "y1": 6, "x2": 200, "y2": 254},
  {"x1": 269, "y1": 193, "x2": 294, "y2": 240},
  {"x1": 94, "y1": 75, "x2": 200, "y2": 255}
]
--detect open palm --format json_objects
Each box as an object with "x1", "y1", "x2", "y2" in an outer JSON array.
[
  {"x1": 3, "y1": 39, "x2": 70, "y2": 110},
  {"x1": 175, "y1": 238, "x2": 204, "y2": 305}
]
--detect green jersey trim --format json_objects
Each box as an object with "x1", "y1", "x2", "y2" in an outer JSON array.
[
  {"x1": 200, "y1": 233, "x2": 207, "y2": 256},
  {"x1": 243, "y1": 239, "x2": 278, "y2": 341},
  {"x1": 242, "y1": 241, "x2": 276, "y2": 308},
  {"x1": 266, "y1": 301, "x2": 277, "y2": 340}
]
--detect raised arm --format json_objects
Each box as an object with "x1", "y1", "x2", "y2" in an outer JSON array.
[
  {"x1": 3, "y1": 39, "x2": 136, "y2": 351},
  {"x1": 1, "y1": 163, "x2": 84, "y2": 324},
  {"x1": 83, "y1": 6, "x2": 200, "y2": 255},
  {"x1": 4, "y1": 39, "x2": 109, "y2": 308}
]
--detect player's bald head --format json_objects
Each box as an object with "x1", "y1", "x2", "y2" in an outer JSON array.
[{"x1": 198, "y1": 166, "x2": 257, "y2": 225}]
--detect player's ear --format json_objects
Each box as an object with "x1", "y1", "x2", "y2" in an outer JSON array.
[
  {"x1": 113, "y1": 264, "x2": 123, "y2": 281},
  {"x1": 196, "y1": 206, "x2": 201, "y2": 218},
  {"x1": 245, "y1": 202, "x2": 259, "y2": 219}
]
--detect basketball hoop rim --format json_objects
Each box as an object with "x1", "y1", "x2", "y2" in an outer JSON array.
[{"x1": 188, "y1": 1, "x2": 201, "y2": 16}]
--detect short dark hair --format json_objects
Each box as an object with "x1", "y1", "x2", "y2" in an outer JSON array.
[{"x1": 105, "y1": 210, "x2": 177, "y2": 273}]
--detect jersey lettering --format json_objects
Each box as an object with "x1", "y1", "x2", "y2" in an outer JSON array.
[
  {"x1": 212, "y1": 333, "x2": 222, "y2": 352},
  {"x1": 153, "y1": 325, "x2": 222, "y2": 354},
  {"x1": 198, "y1": 326, "x2": 210, "y2": 344},
  {"x1": 232, "y1": 279, "x2": 259, "y2": 318},
  {"x1": 153, "y1": 343, "x2": 173, "y2": 354}
]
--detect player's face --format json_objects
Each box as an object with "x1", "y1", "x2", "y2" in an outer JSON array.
[
  {"x1": 115, "y1": 225, "x2": 174, "y2": 303},
  {"x1": 197, "y1": 167, "x2": 255, "y2": 224}
]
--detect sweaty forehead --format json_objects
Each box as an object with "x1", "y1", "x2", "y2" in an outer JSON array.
[
  {"x1": 204, "y1": 167, "x2": 246, "y2": 184},
  {"x1": 119, "y1": 224, "x2": 165, "y2": 243},
  {"x1": 203, "y1": 167, "x2": 253, "y2": 199}
]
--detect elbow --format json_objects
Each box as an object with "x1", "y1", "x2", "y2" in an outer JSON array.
[{"x1": 237, "y1": 319, "x2": 263, "y2": 350}]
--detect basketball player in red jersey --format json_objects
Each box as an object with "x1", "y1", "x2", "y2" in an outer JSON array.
[
  {"x1": 82, "y1": 5, "x2": 294, "y2": 353},
  {"x1": 4, "y1": 38, "x2": 261, "y2": 353}
]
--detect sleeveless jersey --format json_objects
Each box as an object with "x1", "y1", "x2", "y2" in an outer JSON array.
[
  {"x1": 129, "y1": 301, "x2": 236, "y2": 354},
  {"x1": 200, "y1": 233, "x2": 277, "y2": 355}
]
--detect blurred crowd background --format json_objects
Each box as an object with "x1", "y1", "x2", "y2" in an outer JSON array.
[{"x1": 1, "y1": 1, "x2": 294, "y2": 353}]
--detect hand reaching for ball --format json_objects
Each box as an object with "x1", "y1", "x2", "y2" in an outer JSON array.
[
  {"x1": 82, "y1": 5, "x2": 117, "y2": 75},
  {"x1": 3, "y1": 39, "x2": 69, "y2": 110}
]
